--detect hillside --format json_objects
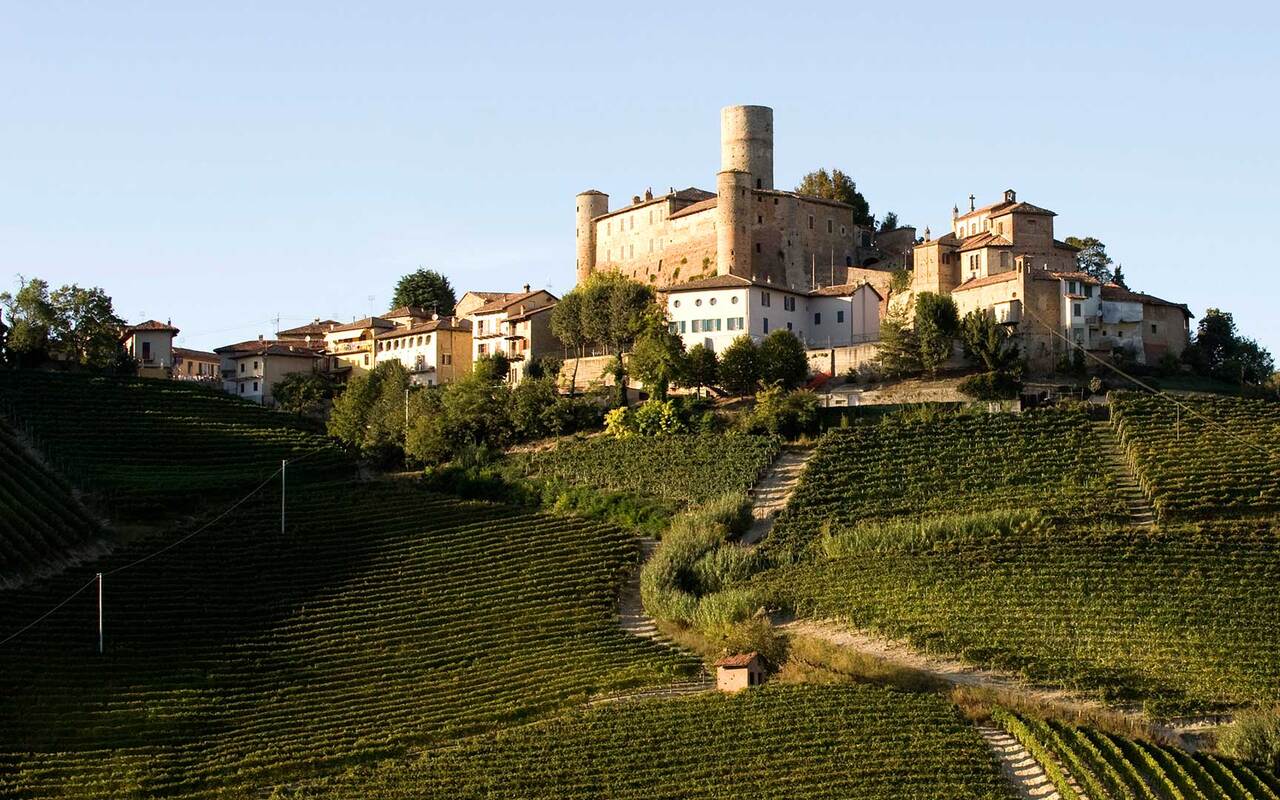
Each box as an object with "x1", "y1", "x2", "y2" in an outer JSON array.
[
  {"x1": 0, "y1": 371, "x2": 351, "y2": 515},
  {"x1": 0, "y1": 419, "x2": 106, "y2": 587}
]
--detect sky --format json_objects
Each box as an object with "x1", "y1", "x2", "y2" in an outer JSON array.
[{"x1": 2, "y1": 1, "x2": 1277, "y2": 355}]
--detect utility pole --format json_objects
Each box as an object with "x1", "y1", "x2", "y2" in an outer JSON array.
[
  {"x1": 280, "y1": 460, "x2": 286, "y2": 535},
  {"x1": 97, "y1": 572, "x2": 103, "y2": 655}
]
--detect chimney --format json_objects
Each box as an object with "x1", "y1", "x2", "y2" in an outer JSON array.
[
  {"x1": 1004, "y1": 188, "x2": 1017, "y2": 203},
  {"x1": 258, "y1": 334, "x2": 264, "y2": 341},
  {"x1": 644, "y1": 187, "x2": 653, "y2": 201},
  {"x1": 522, "y1": 283, "x2": 530, "y2": 293},
  {"x1": 632, "y1": 194, "x2": 641, "y2": 205},
  {"x1": 924, "y1": 226, "x2": 931, "y2": 241}
]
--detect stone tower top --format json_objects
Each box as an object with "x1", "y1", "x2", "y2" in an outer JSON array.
[{"x1": 720, "y1": 105, "x2": 774, "y2": 191}]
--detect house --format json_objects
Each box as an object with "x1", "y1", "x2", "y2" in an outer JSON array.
[
  {"x1": 373, "y1": 316, "x2": 472, "y2": 386},
  {"x1": 322, "y1": 317, "x2": 396, "y2": 377},
  {"x1": 659, "y1": 274, "x2": 881, "y2": 354},
  {"x1": 713, "y1": 652, "x2": 766, "y2": 692},
  {"x1": 172, "y1": 347, "x2": 221, "y2": 382},
  {"x1": 454, "y1": 291, "x2": 510, "y2": 318},
  {"x1": 120, "y1": 320, "x2": 180, "y2": 378},
  {"x1": 214, "y1": 338, "x2": 323, "y2": 405},
  {"x1": 463, "y1": 287, "x2": 559, "y2": 381},
  {"x1": 278, "y1": 319, "x2": 340, "y2": 350}
]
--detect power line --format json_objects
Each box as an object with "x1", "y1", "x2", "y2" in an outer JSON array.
[{"x1": 0, "y1": 575, "x2": 98, "y2": 648}]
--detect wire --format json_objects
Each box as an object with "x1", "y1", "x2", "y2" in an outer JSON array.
[{"x1": 0, "y1": 575, "x2": 98, "y2": 648}]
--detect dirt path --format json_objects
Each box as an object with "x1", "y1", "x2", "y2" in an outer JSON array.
[
  {"x1": 740, "y1": 446, "x2": 813, "y2": 545},
  {"x1": 1093, "y1": 421, "x2": 1156, "y2": 527},
  {"x1": 979, "y1": 725, "x2": 1071, "y2": 800}
]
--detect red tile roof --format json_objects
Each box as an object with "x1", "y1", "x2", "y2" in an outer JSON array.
[
  {"x1": 173, "y1": 347, "x2": 219, "y2": 361},
  {"x1": 374, "y1": 317, "x2": 471, "y2": 339},
  {"x1": 214, "y1": 340, "x2": 323, "y2": 358},
  {"x1": 1101, "y1": 284, "x2": 1194, "y2": 317},
  {"x1": 469, "y1": 289, "x2": 556, "y2": 316},
  {"x1": 714, "y1": 652, "x2": 761, "y2": 668},
  {"x1": 124, "y1": 319, "x2": 179, "y2": 334},
  {"x1": 952, "y1": 271, "x2": 1020, "y2": 291},
  {"x1": 957, "y1": 232, "x2": 1013, "y2": 252},
  {"x1": 326, "y1": 316, "x2": 395, "y2": 334},
  {"x1": 278, "y1": 320, "x2": 341, "y2": 338},
  {"x1": 668, "y1": 197, "x2": 718, "y2": 220},
  {"x1": 809, "y1": 281, "x2": 883, "y2": 300}
]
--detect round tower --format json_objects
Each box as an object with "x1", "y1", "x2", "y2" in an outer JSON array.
[
  {"x1": 575, "y1": 190, "x2": 609, "y2": 284},
  {"x1": 720, "y1": 105, "x2": 774, "y2": 191},
  {"x1": 716, "y1": 170, "x2": 753, "y2": 277}
]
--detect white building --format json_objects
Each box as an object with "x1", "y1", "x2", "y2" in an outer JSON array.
[
  {"x1": 464, "y1": 287, "x2": 559, "y2": 379},
  {"x1": 659, "y1": 275, "x2": 881, "y2": 354},
  {"x1": 214, "y1": 339, "x2": 323, "y2": 405},
  {"x1": 373, "y1": 316, "x2": 472, "y2": 386},
  {"x1": 120, "y1": 319, "x2": 179, "y2": 378}
]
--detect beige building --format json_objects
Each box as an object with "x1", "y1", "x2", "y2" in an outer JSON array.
[
  {"x1": 373, "y1": 316, "x2": 472, "y2": 386},
  {"x1": 464, "y1": 288, "x2": 559, "y2": 382},
  {"x1": 172, "y1": 347, "x2": 220, "y2": 382},
  {"x1": 120, "y1": 320, "x2": 179, "y2": 378},
  {"x1": 576, "y1": 105, "x2": 893, "y2": 293},
  {"x1": 214, "y1": 339, "x2": 323, "y2": 405},
  {"x1": 278, "y1": 319, "x2": 341, "y2": 350},
  {"x1": 322, "y1": 307, "x2": 439, "y2": 377},
  {"x1": 714, "y1": 652, "x2": 766, "y2": 693}
]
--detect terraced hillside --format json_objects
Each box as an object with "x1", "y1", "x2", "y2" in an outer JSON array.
[
  {"x1": 996, "y1": 710, "x2": 1280, "y2": 799},
  {"x1": 0, "y1": 371, "x2": 350, "y2": 514},
  {"x1": 762, "y1": 408, "x2": 1128, "y2": 561},
  {"x1": 0, "y1": 419, "x2": 105, "y2": 586},
  {"x1": 0, "y1": 481, "x2": 697, "y2": 798},
  {"x1": 284, "y1": 685, "x2": 1013, "y2": 800},
  {"x1": 511, "y1": 433, "x2": 781, "y2": 510},
  {"x1": 1112, "y1": 392, "x2": 1280, "y2": 521}
]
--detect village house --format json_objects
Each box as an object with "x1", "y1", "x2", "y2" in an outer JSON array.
[
  {"x1": 713, "y1": 652, "x2": 766, "y2": 693},
  {"x1": 373, "y1": 315, "x2": 472, "y2": 386},
  {"x1": 214, "y1": 338, "x2": 323, "y2": 405},
  {"x1": 321, "y1": 307, "x2": 439, "y2": 378},
  {"x1": 463, "y1": 287, "x2": 558, "y2": 382},
  {"x1": 172, "y1": 347, "x2": 220, "y2": 382},
  {"x1": 120, "y1": 320, "x2": 180, "y2": 379},
  {"x1": 278, "y1": 319, "x2": 340, "y2": 349},
  {"x1": 660, "y1": 274, "x2": 881, "y2": 354}
]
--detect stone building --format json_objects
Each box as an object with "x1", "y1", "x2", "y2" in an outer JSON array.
[
  {"x1": 575, "y1": 105, "x2": 885, "y2": 293},
  {"x1": 713, "y1": 652, "x2": 766, "y2": 693},
  {"x1": 462, "y1": 287, "x2": 559, "y2": 382}
]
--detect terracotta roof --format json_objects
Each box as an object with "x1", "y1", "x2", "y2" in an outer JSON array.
[
  {"x1": 505, "y1": 303, "x2": 556, "y2": 323},
  {"x1": 953, "y1": 271, "x2": 1020, "y2": 291},
  {"x1": 214, "y1": 339, "x2": 323, "y2": 358},
  {"x1": 659, "y1": 274, "x2": 802, "y2": 294},
  {"x1": 593, "y1": 187, "x2": 715, "y2": 221},
  {"x1": 957, "y1": 232, "x2": 1013, "y2": 252},
  {"x1": 1101, "y1": 284, "x2": 1194, "y2": 317},
  {"x1": 326, "y1": 316, "x2": 395, "y2": 334},
  {"x1": 956, "y1": 198, "x2": 1056, "y2": 221},
  {"x1": 278, "y1": 320, "x2": 341, "y2": 337},
  {"x1": 173, "y1": 347, "x2": 219, "y2": 361},
  {"x1": 668, "y1": 197, "x2": 718, "y2": 220},
  {"x1": 374, "y1": 317, "x2": 471, "y2": 339},
  {"x1": 469, "y1": 289, "x2": 556, "y2": 316},
  {"x1": 124, "y1": 319, "x2": 179, "y2": 334},
  {"x1": 1050, "y1": 271, "x2": 1102, "y2": 285},
  {"x1": 809, "y1": 281, "x2": 883, "y2": 300},
  {"x1": 714, "y1": 652, "x2": 760, "y2": 668},
  {"x1": 383, "y1": 305, "x2": 435, "y2": 319},
  {"x1": 917, "y1": 232, "x2": 959, "y2": 247}
]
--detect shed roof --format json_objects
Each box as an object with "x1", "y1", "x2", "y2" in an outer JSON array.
[{"x1": 714, "y1": 652, "x2": 761, "y2": 668}]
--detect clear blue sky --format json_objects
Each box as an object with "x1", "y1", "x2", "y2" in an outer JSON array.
[{"x1": 3, "y1": 2, "x2": 1277, "y2": 355}]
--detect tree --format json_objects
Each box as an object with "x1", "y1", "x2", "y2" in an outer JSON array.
[
  {"x1": 327, "y1": 360, "x2": 412, "y2": 464},
  {"x1": 1063, "y1": 236, "x2": 1114, "y2": 283},
  {"x1": 878, "y1": 212, "x2": 900, "y2": 232},
  {"x1": 795, "y1": 168, "x2": 872, "y2": 227},
  {"x1": 1110, "y1": 263, "x2": 1128, "y2": 288},
  {"x1": 758, "y1": 330, "x2": 809, "y2": 390},
  {"x1": 874, "y1": 312, "x2": 922, "y2": 379},
  {"x1": 1182, "y1": 307, "x2": 1275, "y2": 386},
  {"x1": 405, "y1": 369, "x2": 513, "y2": 465},
  {"x1": 474, "y1": 352, "x2": 511, "y2": 383},
  {"x1": 509, "y1": 376, "x2": 558, "y2": 440},
  {"x1": 391, "y1": 268, "x2": 456, "y2": 314},
  {"x1": 914, "y1": 292, "x2": 960, "y2": 376},
  {"x1": 550, "y1": 291, "x2": 587, "y2": 395},
  {"x1": 49, "y1": 284, "x2": 125, "y2": 369},
  {"x1": 960, "y1": 310, "x2": 1021, "y2": 375},
  {"x1": 565, "y1": 271, "x2": 656, "y2": 406},
  {"x1": 684, "y1": 343, "x2": 719, "y2": 397},
  {"x1": 629, "y1": 320, "x2": 686, "y2": 400},
  {"x1": 719, "y1": 335, "x2": 761, "y2": 396},
  {"x1": 272, "y1": 371, "x2": 335, "y2": 417},
  {"x1": 0, "y1": 277, "x2": 55, "y2": 367}
]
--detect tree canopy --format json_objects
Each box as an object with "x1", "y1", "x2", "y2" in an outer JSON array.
[
  {"x1": 551, "y1": 272, "x2": 657, "y2": 405},
  {"x1": 795, "y1": 168, "x2": 872, "y2": 227},
  {"x1": 914, "y1": 292, "x2": 960, "y2": 376},
  {"x1": 391, "y1": 269, "x2": 456, "y2": 314},
  {"x1": 1183, "y1": 308, "x2": 1275, "y2": 385},
  {"x1": 758, "y1": 330, "x2": 809, "y2": 390},
  {"x1": 718, "y1": 335, "x2": 761, "y2": 396},
  {"x1": 1063, "y1": 236, "x2": 1114, "y2": 283},
  {"x1": 0, "y1": 276, "x2": 126, "y2": 370}
]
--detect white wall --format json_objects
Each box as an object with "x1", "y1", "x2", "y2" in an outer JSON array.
[{"x1": 666, "y1": 284, "x2": 880, "y2": 353}]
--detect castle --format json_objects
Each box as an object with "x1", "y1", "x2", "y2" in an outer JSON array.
[{"x1": 575, "y1": 105, "x2": 885, "y2": 293}]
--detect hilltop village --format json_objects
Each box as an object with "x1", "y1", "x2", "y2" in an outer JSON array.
[{"x1": 102, "y1": 104, "x2": 1195, "y2": 405}]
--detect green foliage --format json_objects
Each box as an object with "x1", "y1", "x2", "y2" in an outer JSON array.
[
  {"x1": 405, "y1": 369, "x2": 513, "y2": 465},
  {"x1": 48, "y1": 284, "x2": 126, "y2": 369},
  {"x1": 272, "y1": 371, "x2": 335, "y2": 417},
  {"x1": 956, "y1": 371, "x2": 1020, "y2": 401},
  {"x1": 818, "y1": 509, "x2": 1047, "y2": 560},
  {"x1": 960, "y1": 309, "x2": 1021, "y2": 375},
  {"x1": 874, "y1": 312, "x2": 922, "y2": 378},
  {"x1": 0, "y1": 482, "x2": 695, "y2": 797},
  {"x1": 795, "y1": 167, "x2": 872, "y2": 227},
  {"x1": 556, "y1": 272, "x2": 658, "y2": 405},
  {"x1": 914, "y1": 291, "x2": 959, "y2": 376},
  {"x1": 719, "y1": 334, "x2": 761, "y2": 395},
  {"x1": 628, "y1": 323, "x2": 686, "y2": 400},
  {"x1": 472, "y1": 351, "x2": 511, "y2": 383},
  {"x1": 1220, "y1": 707, "x2": 1280, "y2": 772},
  {"x1": 390, "y1": 268, "x2": 456, "y2": 314},
  {"x1": 1183, "y1": 307, "x2": 1275, "y2": 386},
  {"x1": 889, "y1": 268, "x2": 911, "y2": 295},
  {"x1": 1063, "y1": 235, "x2": 1114, "y2": 282},
  {"x1": 683, "y1": 343, "x2": 718, "y2": 396},
  {"x1": 284, "y1": 685, "x2": 1013, "y2": 799},
  {"x1": 758, "y1": 329, "x2": 809, "y2": 390},
  {"x1": 0, "y1": 371, "x2": 349, "y2": 516},
  {"x1": 741, "y1": 385, "x2": 820, "y2": 439},
  {"x1": 327, "y1": 360, "x2": 413, "y2": 464},
  {"x1": 0, "y1": 276, "x2": 54, "y2": 366},
  {"x1": 632, "y1": 399, "x2": 687, "y2": 436},
  {"x1": 878, "y1": 211, "x2": 900, "y2": 231}
]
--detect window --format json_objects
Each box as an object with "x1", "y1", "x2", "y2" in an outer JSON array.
[
  {"x1": 814, "y1": 312, "x2": 822, "y2": 325},
  {"x1": 763, "y1": 317, "x2": 769, "y2": 333},
  {"x1": 786, "y1": 321, "x2": 793, "y2": 331},
  {"x1": 708, "y1": 297, "x2": 717, "y2": 306},
  {"x1": 239, "y1": 383, "x2": 244, "y2": 394},
  {"x1": 239, "y1": 363, "x2": 245, "y2": 374},
  {"x1": 755, "y1": 178, "x2": 762, "y2": 189},
  {"x1": 673, "y1": 299, "x2": 681, "y2": 308},
  {"x1": 783, "y1": 296, "x2": 795, "y2": 311},
  {"x1": 253, "y1": 381, "x2": 258, "y2": 392},
  {"x1": 840, "y1": 225, "x2": 846, "y2": 235},
  {"x1": 478, "y1": 343, "x2": 487, "y2": 355},
  {"x1": 808, "y1": 215, "x2": 814, "y2": 229},
  {"x1": 827, "y1": 219, "x2": 833, "y2": 233},
  {"x1": 1151, "y1": 323, "x2": 1158, "y2": 334},
  {"x1": 142, "y1": 341, "x2": 151, "y2": 361},
  {"x1": 727, "y1": 317, "x2": 744, "y2": 331},
  {"x1": 477, "y1": 320, "x2": 485, "y2": 334},
  {"x1": 1085, "y1": 285, "x2": 1094, "y2": 299},
  {"x1": 1000, "y1": 252, "x2": 1011, "y2": 269},
  {"x1": 730, "y1": 295, "x2": 738, "y2": 304},
  {"x1": 710, "y1": 318, "x2": 721, "y2": 331},
  {"x1": 669, "y1": 321, "x2": 679, "y2": 334},
  {"x1": 679, "y1": 321, "x2": 687, "y2": 333},
  {"x1": 692, "y1": 320, "x2": 702, "y2": 333},
  {"x1": 757, "y1": 215, "x2": 762, "y2": 224},
  {"x1": 761, "y1": 291, "x2": 771, "y2": 307},
  {"x1": 755, "y1": 243, "x2": 761, "y2": 253},
  {"x1": 1073, "y1": 303, "x2": 1082, "y2": 318},
  {"x1": 837, "y1": 310, "x2": 844, "y2": 323},
  {"x1": 253, "y1": 360, "x2": 260, "y2": 370},
  {"x1": 442, "y1": 354, "x2": 452, "y2": 365},
  {"x1": 695, "y1": 298, "x2": 702, "y2": 307},
  {"x1": 363, "y1": 355, "x2": 369, "y2": 366}
]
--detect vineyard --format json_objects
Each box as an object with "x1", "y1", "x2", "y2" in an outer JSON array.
[
  {"x1": 762, "y1": 408, "x2": 1129, "y2": 560},
  {"x1": 751, "y1": 520, "x2": 1280, "y2": 709},
  {"x1": 0, "y1": 419, "x2": 106, "y2": 586},
  {"x1": 995, "y1": 710, "x2": 1280, "y2": 799},
  {"x1": 510, "y1": 433, "x2": 781, "y2": 509},
  {"x1": 0, "y1": 481, "x2": 697, "y2": 798},
  {"x1": 1111, "y1": 392, "x2": 1280, "y2": 521},
  {"x1": 0, "y1": 371, "x2": 351, "y2": 514},
  {"x1": 283, "y1": 684, "x2": 1013, "y2": 799}
]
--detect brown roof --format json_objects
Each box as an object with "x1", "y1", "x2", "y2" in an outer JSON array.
[
  {"x1": 659, "y1": 274, "x2": 799, "y2": 294},
  {"x1": 469, "y1": 289, "x2": 556, "y2": 316},
  {"x1": 214, "y1": 339, "x2": 323, "y2": 358},
  {"x1": 374, "y1": 317, "x2": 471, "y2": 339},
  {"x1": 383, "y1": 305, "x2": 435, "y2": 319},
  {"x1": 593, "y1": 187, "x2": 715, "y2": 222},
  {"x1": 173, "y1": 347, "x2": 219, "y2": 361},
  {"x1": 278, "y1": 319, "x2": 341, "y2": 337},
  {"x1": 668, "y1": 197, "x2": 718, "y2": 220},
  {"x1": 123, "y1": 319, "x2": 179, "y2": 335},
  {"x1": 956, "y1": 198, "x2": 1056, "y2": 222},
  {"x1": 1050, "y1": 271, "x2": 1102, "y2": 285},
  {"x1": 326, "y1": 316, "x2": 395, "y2": 334},
  {"x1": 953, "y1": 271, "x2": 1020, "y2": 291},
  {"x1": 1101, "y1": 284, "x2": 1194, "y2": 317},
  {"x1": 505, "y1": 303, "x2": 556, "y2": 323},
  {"x1": 714, "y1": 652, "x2": 760, "y2": 668},
  {"x1": 809, "y1": 281, "x2": 883, "y2": 300},
  {"x1": 957, "y1": 232, "x2": 1013, "y2": 252}
]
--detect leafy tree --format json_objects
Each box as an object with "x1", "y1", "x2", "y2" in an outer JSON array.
[
  {"x1": 741, "y1": 384, "x2": 820, "y2": 439},
  {"x1": 914, "y1": 292, "x2": 960, "y2": 377},
  {"x1": 474, "y1": 352, "x2": 511, "y2": 383},
  {"x1": 878, "y1": 212, "x2": 900, "y2": 232},
  {"x1": 49, "y1": 284, "x2": 125, "y2": 369},
  {"x1": 758, "y1": 330, "x2": 809, "y2": 390},
  {"x1": 550, "y1": 291, "x2": 587, "y2": 394},
  {"x1": 874, "y1": 311, "x2": 921, "y2": 379},
  {"x1": 1223, "y1": 337, "x2": 1275, "y2": 386},
  {"x1": 1186, "y1": 308, "x2": 1237, "y2": 376},
  {"x1": 629, "y1": 320, "x2": 686, "y2": 400},
  {"x1": 718, "y1": 335, "x2": 761, "y2": 396},
  {"x1": 391, "y1": 268, "x2": 456, "y2": 314},
  {"x1": 327, "y1": 360, "x2": 412, "y2": 464},
  {"x1": 684, "y1": 343, "x2": 719, "y2": 397},
  {"x1": 1110, "y1": 263, "x2": 1128, "y2": 288},
  {"x1": 563, "y1": 271, "x2": 656, "y2": 406},
  {"x1": 960, "y1": 310, "x2": 1021, "y2": 375},
  {"x1": 1063, "y1": 236, "x2": 1114, "y2": 283},
  {"x1": 795, "y1": 167, "x2": 872, "y2": 227},
  {"x1": 406, "y1": 368, "x2": 513, "y2": 465},
  {"x1": 0, "y1": 277, "x2": 55, "y2": 367},
  {"x1": 509, "y1": 376, "x2": 558, "y2": 440},
  {"x1": 272, "y1": 371, "x2": 335, "y2": 417}
]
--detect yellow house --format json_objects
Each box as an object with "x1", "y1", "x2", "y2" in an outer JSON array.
[
  {"x1": 322, "y1": 317, "x2": 394, "y2": 377},
  {"x1": 120, "y1": 320, "x2": 179, "y2": 379},
  {"x1": 373, "y1": 316, "x2": 472, "y2": 386}
]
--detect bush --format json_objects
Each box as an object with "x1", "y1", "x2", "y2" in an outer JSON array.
[
  {"x1": 719, "y1": 335, "x2": 760, "y2": 396},
  {"x1": 957, "y1": 371, "x2": 1020, "y2": 401},
  {"x1": 1217, "y1": 707, "x2": 1280, "y2": 770},
  {"x1": 758, "y1": 330, "x2": 809, "y2": 390},
  {"x1": 742, "y1": 385, "x2": 820, "y2": 439}
]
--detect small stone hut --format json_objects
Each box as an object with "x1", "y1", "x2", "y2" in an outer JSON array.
[{"x1": 713, "y1": 652, "x2": 766, "y2": 693}]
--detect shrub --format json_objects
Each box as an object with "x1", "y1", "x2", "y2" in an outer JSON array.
[
  {"x1": 758, "y1": 330, "x2": 809, "y2": 390},
  {"x1": 632, "y1": 399, "x2": 687, "y2": 436},
  {"x1": 1218, "y1": 707, "x2": 1280, "y2": 771},
  {"x1": 957, "y1": 371, "x2": 1020, "y2": 401},
  {"x1": 719, "y1": 335, "x2": 760, "y2": 396},
  {"x1": 742, "y1": 385, "x2": 820, "y2": 439}
]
